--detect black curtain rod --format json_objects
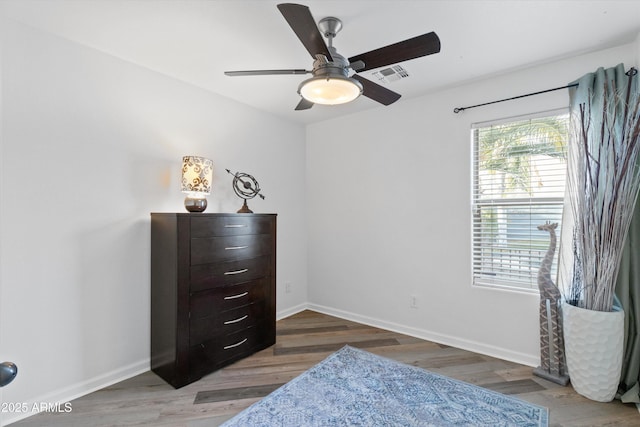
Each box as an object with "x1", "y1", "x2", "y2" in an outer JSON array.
[
  {"x1": 453, "y1": 83, "x2": 578, "y2": 113},
  {"x1": 454, "y1": 67, "x2": 638, "y2": 114}
]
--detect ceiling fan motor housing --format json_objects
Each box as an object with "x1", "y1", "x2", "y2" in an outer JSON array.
[{"x1": 312, "y1": 47, "x2": 350, "y2": 78}]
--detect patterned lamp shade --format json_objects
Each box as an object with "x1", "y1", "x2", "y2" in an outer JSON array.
[
  {"x1": 181, "y1": 156, "x2": 213, "y2": 212},
  {"x1": 181, "y1": 156, "x2": 213, "y2": 194}
]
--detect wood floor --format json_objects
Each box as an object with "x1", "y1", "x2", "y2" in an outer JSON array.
[{"x1": 12, "y1": 310, "x2": 640, "y2": 426}]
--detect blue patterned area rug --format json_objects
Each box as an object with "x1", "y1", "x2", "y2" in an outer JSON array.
[{"x1": 221, "y1": 345, "x2": 548, "y2": 426}]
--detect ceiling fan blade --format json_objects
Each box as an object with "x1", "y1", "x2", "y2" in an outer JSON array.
[
  {"x1": 277, "y1": 3, "x2": 333, "y2": 61},
  {"x1": 348, "y1": 32, "x2": 440, "y2": 72},
  {"x1": 352, "y1": 75, "x2": 401, "y2": 106},
  {"x1": 225, "y1": 69, "x2": 309, "y2": 76},
  {"x1": 295, "y1": 98, "x2": 314, "y2": 110}
]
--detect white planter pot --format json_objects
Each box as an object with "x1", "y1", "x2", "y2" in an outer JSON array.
[{"x1": 562, "y1": 302, "x2": 624, "y2": 402}]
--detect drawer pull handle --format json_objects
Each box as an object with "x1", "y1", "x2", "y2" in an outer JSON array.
[
  {"x1": 224, "y1": 291, "x2": 249, "y2": 300},
  {"x1": 224, "y1": 338, "x2": 248, "y2": 350},
  {"x1": 224, "y1": 224, "x2": 247, "y2": 228},
  {"x1": 224, "y1": 315, "x2": 248, "y2": 325},
  {"x1": 224, "y1": 268, "x2": 248, "y2": 275},
  {"x1": 225, "y1": 245, "x2": 249, "y2": 250}
]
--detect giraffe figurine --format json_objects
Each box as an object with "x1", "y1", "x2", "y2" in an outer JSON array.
[{"x1": 532, "y1": 222, "x2": 570, "y2": 386}]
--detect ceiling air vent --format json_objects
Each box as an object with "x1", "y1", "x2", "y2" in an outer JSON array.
[{"x1": 371, "y1": 65, "x2": 409, "y2": 84}]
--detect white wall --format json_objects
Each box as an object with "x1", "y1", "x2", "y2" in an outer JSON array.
[
  {"x1": 0, "y1": 18, "x2": 307, "y2": 425},
  {"x1": 306, "y1": 42, "x2": 639, "y2": 366}
]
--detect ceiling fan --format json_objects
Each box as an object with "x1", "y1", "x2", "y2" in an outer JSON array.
[{"x1": 224, "y1": 3, "x2": 441, "y2": 110}]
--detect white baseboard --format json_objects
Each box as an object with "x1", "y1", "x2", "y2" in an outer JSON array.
[
  {"x1": 305, "y1": 303, "x2": 539, "y2": 368},
  {"x1": 276, "y1": 302, "x2": 309, "y2": 320},
  {"x1": 4, "y1": 359, "x2": 149, "y2": 426}
]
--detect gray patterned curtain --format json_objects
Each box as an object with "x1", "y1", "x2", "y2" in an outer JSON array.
[
  {"x1": 609, "y1": 64, "x2": 640, "y2": 404},
  {"x1": 616, "y1": 187, "x2": 640, "y2": 404}
]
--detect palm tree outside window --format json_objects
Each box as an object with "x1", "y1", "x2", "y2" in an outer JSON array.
[{"x1": 472, "y1": 110, "x2": 569, "y2": 291}]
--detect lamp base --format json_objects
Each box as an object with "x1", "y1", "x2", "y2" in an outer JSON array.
[
  {"x1": 237, "y1": 199, "x2": 253, "y2": 214},
  {"x1": 184, "y1": 196, "x2": 208, "y2": 213}
]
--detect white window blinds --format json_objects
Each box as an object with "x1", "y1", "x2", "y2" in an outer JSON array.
[{"x1": 472, "y1": 111, "x2": 569, "y2": 291}]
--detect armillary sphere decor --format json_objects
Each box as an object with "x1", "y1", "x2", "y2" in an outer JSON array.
[{"x1": 226, "y1": 169, "x2": 265, "y2": 213}]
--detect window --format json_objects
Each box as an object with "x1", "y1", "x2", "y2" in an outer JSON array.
[{"x1": 472, "y1": 111, "x2": 569, "y2": 291}]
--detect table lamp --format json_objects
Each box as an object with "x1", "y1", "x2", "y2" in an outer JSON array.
[{"x1": 181, "y1": 156, "x2": 213, "y2": 212}]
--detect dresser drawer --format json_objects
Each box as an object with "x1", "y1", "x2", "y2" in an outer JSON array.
[
  {"x1": 191, "y1": 216, "x2": 273, "y2": 237},
  {"x1": 189, "y1": 325, "x2": 263, "y2": 374},
  {"x1": 190, "y1": 302, "x2": 266, "y2": 345},
  {"x1": 190, "y1": 256, "x2": 272, "y2": 292},
  {"x1": 191, "y1": 234, "x2": 273, "y2": 265},
  {"x1": 190, "y1": 280, "x2": 267, "y2": 318}
]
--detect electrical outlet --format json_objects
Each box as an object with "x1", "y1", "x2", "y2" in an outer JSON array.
[
  {"x1": 410, "y1": 295, "x2": 418, "y2": 309},
  {"x1": 285, "y1": 282, "x2": 292, "y2": 294}
]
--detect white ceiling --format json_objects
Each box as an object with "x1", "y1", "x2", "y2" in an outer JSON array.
[{"x1": 2, "y1": 0, "x2": 640, "y2": 125}]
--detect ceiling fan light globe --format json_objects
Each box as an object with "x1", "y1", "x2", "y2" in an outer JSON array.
[{"x1": 298, "y1": 76, "x2": 362, "y2": 105}]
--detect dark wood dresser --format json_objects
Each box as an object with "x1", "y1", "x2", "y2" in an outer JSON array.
[{"x1": 150, "y1": 213, "x2": 276, "y2": 388}]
